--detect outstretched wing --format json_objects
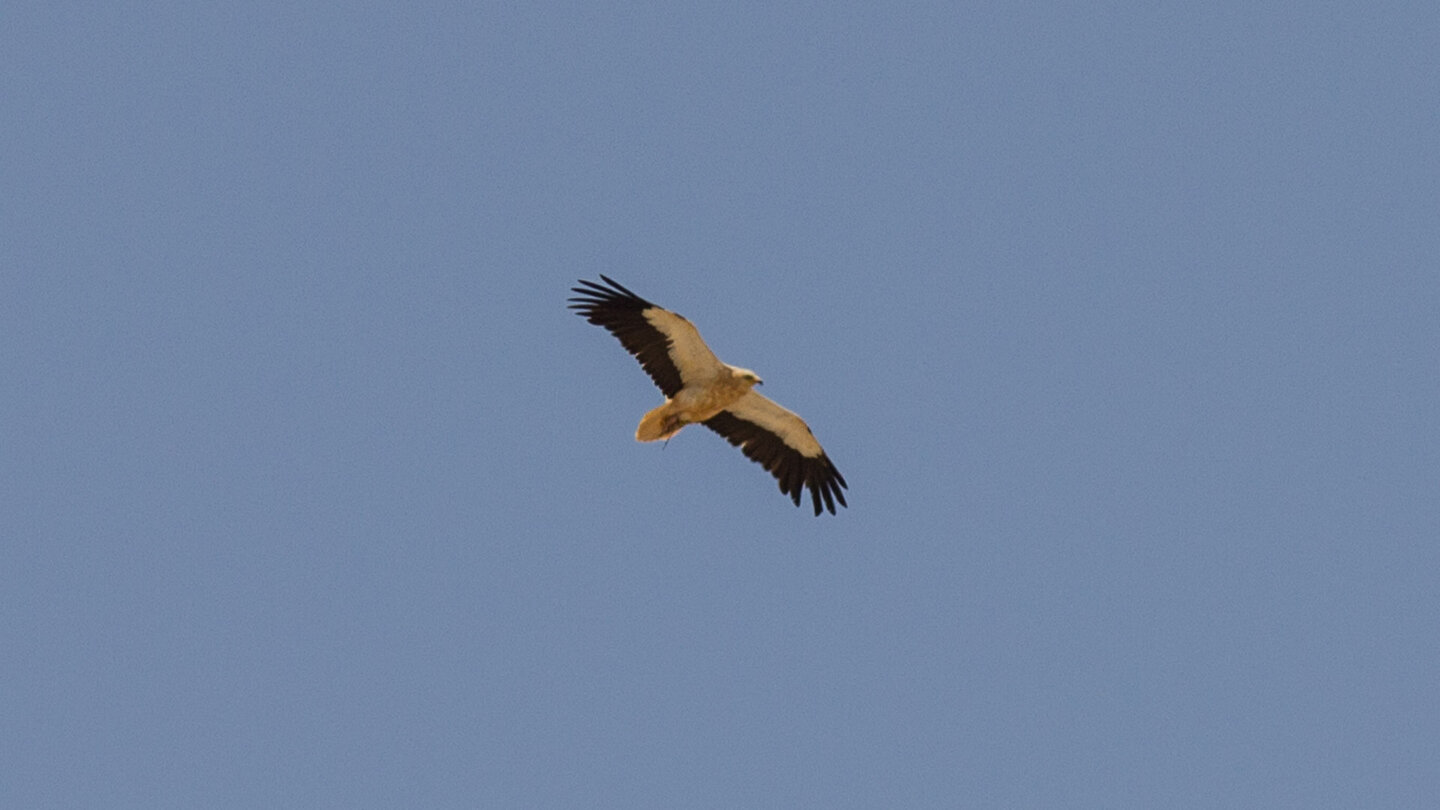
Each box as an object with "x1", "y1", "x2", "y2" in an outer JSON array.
[
  {"x1": 569, "y1": 276, "x2": 725, "y2": 397},
  {"x1": 704, "y1": 391, "x2": 848, "y2": 516}
]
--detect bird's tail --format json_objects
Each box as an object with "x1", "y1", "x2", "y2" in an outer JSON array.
[{"x1": 636, "y1": 402, "x2": 685, "y2": 442}]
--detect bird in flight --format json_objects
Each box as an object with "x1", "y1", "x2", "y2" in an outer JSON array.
[{"x1": 569, "y1": 276, "x2": 848, "y2": 516}]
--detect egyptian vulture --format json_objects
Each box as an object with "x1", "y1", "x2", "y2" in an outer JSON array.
[{"x1": 569, "y1": 276, "x2": 848, "y2": 516}]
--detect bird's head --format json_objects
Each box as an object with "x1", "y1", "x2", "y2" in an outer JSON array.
[{"x1": 731, "y1": 366, "x2": 763, "y2": 387}]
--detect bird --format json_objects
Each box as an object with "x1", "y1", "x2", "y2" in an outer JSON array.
[{"x1": 569, "y1": 276, "x2": 848, "y2": 516}]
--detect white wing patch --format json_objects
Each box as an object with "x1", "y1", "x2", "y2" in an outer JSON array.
[
  {"x1": 723, "y1": 391, "x2": 824, "y2": 457},
  {"x1": 643, "y1": 307, "x2": 727, "y2": 383}
]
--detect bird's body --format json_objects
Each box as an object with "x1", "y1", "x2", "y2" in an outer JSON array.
[
  {"x1": 636, "y1": 365, "x2": 758, "y2": 442},
  {"x1": 569, "y1": 276, "x2": 848, "y2": 515}
]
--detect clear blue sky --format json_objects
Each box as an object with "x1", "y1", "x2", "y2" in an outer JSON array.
[{"x1": 5, "y1": 3, "x2": 1437, "y2": 807}]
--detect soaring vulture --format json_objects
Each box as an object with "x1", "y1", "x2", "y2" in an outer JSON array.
[{"x1": 569, "y1": 276, "x2": 848, "y2": 516}]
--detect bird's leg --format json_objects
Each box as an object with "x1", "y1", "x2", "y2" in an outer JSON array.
[{"x1": 662, "y1": 413, "x2": 686, "y2": 440}]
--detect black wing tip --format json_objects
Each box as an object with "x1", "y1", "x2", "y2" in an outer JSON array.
[
  {"x1": 810, "y1": 454, "x2": 847, "y2": 516},
  {"x1": 568, "y1": 276, "x2": 656, "y2": 318},
  {"x1": 570, "y1": 275, "x2": 637, "y2": 299},
  {"x1": 596, "y1": 274, "x2": 628, "y2": 292},
  {"x1": 791, "y1": 455, "x2": 848, "y2": 517}
]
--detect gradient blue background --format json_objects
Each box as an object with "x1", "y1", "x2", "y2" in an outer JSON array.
[{"x1": 5, "y1": 3, "x2": 1437, "y2": 806}]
